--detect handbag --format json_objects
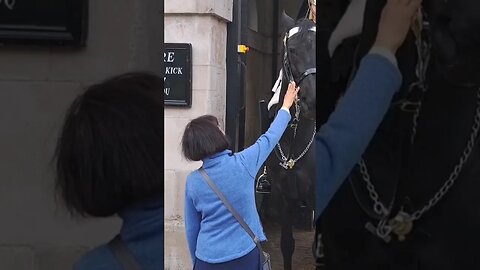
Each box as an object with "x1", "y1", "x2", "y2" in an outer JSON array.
[
  {"x1": 108, "y1": 235, "x2": 142, "y2": 270},
  {"x1": 199, "y1": 168, "x2": 272, "y2": 270}
]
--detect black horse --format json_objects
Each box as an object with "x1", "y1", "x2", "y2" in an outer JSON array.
[
  {"x1": 317, "y1": 0, "x2": 480, "y2": 269},
  {"x1": 264, "y1": 12, "x2": 316, "y2": 270}
]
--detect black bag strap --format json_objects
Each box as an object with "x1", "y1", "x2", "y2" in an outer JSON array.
[
  {"x1": 108, "y1": 235, "x2": 142, "y2": 270},
  {"x1": 199, "y1": 168, "x2": 267, "y2": 263}
]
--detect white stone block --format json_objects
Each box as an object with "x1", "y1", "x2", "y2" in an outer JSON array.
[
  {"x1": 165, "y1": 16, "x2": 227, "y2": 67},
  {"x1": 164, "y1": 118, "x2": 194, "y2": 170},
  {"x1": 164, "y1": 3, "x2": 230, "y2": 265},
  {"x1": 164, "y1": 225, "x2": 191, "y2": 270},
  {"x1": 164, "y1": 170, "x2": 189, "y2": 219},
  {"x1": 165, "y1": 0, "x2": 233, "y2": 22},
  {"x1": 189, "y1": 65, "x2": 226, "y2": 92}
]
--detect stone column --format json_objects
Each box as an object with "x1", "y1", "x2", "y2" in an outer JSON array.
[{"x1": 164, "y1": 1, "x2": 233, "y2": 269}]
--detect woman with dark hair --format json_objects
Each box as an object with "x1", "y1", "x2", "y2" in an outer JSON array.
[
  {"x1": 182, "y1": 82, "x2": 299, "y2": 270},
  {"x1": 182, "y1": 0, "x2": 420, "y2": 269},
  {"x1": 54, "y1": 72, "x2": 163, "y2": 270}
]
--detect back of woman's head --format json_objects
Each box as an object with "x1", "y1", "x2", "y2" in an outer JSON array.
[
  {"x1": 55, "y1": 72, "x2": 163, "y2": 217},
  {"x1": 181, "y1": 115, "x2": 229, "y2": 161}
]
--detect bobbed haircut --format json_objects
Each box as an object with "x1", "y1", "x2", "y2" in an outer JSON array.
[
  {"x1": 54, "y1": 72, "x2": 163, "y2": 217},
  {"x1": 181, "y1": 115, "x2": 230, "y2": 161}
]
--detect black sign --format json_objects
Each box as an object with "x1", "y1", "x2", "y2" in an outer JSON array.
[
  {"x1": 164, "y1": 43, "x2": 192, "y2": 107},
  {"x1": 0, "y1": 0, "x2": 88, "y2": 47}
]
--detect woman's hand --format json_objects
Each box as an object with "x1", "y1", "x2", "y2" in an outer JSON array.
[
  {"x1": 374, "y1": 0, "x2": 422, "y2": 54},
  {"x1": 282, "y1": 81, "x2": 300, "y2": 109}
]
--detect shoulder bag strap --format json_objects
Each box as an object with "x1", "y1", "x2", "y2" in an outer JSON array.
[
  {"x1": 199, "y1": 168, "x2": 267, "y2": 263},
  {"x1": 108, "y1": 235, "x2": 142, "y2": 270}
]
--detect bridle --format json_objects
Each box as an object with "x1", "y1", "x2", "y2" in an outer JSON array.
[
  {"x1": 282, "y1": 25, "x2": 317, "y2": 87},
  {"x1": 281, "y1": 24, "x2": 317, "y2": 126},
  {"x1": 273, "y1": 24, "x2": 317, "y2": 171}
]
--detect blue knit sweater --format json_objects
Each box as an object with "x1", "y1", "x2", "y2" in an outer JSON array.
[
  {"x1": 184, "y1": 53, "x2": 401, "y2": 264},
  {"x1": 73, "y1": 197, "x2": 164, "y2": 270},
  {"x1": 184, "y1": 109, "x2": 291, "y2": 264}
]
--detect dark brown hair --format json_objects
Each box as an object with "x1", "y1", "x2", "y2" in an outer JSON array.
[
  {"x1": 181, "y1": 115, "x2": 230, "y2": 161},
  {"x1": 54, "y1": 72, "x2": 164, "y2": 217}
]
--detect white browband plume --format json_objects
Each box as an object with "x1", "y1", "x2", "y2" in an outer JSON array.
[
  {"x1": 283, "y1": 26, "x2": 316, "y2": 45},
  {"x1": 288, "y1": 27, "x2": 300, "y2": 38}
]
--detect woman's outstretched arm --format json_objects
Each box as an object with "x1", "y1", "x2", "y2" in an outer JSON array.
[
  {"x1": 316, "y1": 53, "x2": 401, "y2": 216},
  {"x1": 315, "y1": 0, "x2": 421, "y2": 218},
  {"x1": 238, "y1": 82, "x2": 299, "y2": 178}
]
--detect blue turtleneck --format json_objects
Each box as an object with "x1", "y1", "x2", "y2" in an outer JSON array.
[
  {"x1": 74, "y1": 197, "x2": 164, "y2": 270},
  {"x1": 184, "y1": 109, "x2": 291, "y2": 264}
]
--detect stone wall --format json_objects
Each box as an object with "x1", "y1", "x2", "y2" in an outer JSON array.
[
  {"x1": 164, "y1": 0, "x2": 232, "y2": 269},
  {"x1": 0, "y1": 0, "x2": 162, "y2": 269}
]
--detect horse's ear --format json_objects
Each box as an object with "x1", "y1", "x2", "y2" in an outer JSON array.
[{"x1": 281, "y1": 10, "x2": 296, "y2": 31}]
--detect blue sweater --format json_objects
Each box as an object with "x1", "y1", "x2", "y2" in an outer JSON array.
[
  {"x1": 185, "y1": 110, "x2": 291, "y2": 264},
  {"x1": 316, "y1": 53, "x2": 402, "y2": 217},
  {"x1": 74, "y1": 197, "x2": 164, "y2": 270}
]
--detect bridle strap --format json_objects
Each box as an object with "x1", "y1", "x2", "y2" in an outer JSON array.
[
  {"x1": 283, "y1": 25, "x2": 316, "y2": 86},
  {"x1": 283, "y1": 54, "x2": 295, "y2": 83},
  {"x1": 298, "y1": 68, "x2": 317, "y2": 85}
]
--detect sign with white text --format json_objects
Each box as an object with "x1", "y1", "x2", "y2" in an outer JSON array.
[{"x1": 164, "y1": 43, "x2": 192, "y2": 107}]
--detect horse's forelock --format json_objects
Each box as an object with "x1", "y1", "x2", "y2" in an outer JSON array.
[
  {"x1": 285, "y1": 19, "x2": 316, "y2": 67},
  {"x1": 285, "y1": 20, "x2": 315, "y2": 49}
]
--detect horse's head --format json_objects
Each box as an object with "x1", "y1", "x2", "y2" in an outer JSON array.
[
  {"x1": 281, "y1": 12, "x2": 317, "y2": 120},
  {"x1": 425, "y1": 0, "x2": 480, "y2": 87}
]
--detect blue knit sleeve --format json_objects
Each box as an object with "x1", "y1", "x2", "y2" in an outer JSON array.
[
  {"x1": 237, "y1": 109, "x2": 291, "y2": 178},
  {"x1": 184, "y1": 179, "x2": 201, "y2": 264},
  {"x1": 316, "y1": 53, "x2": 402, "y2": 218}
]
